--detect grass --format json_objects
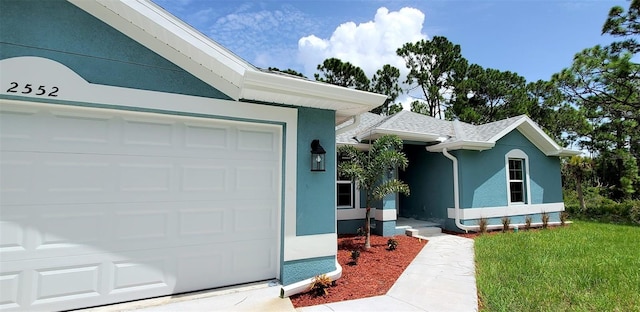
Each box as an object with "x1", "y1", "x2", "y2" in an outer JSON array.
[{"x1": 475, "y1": 221, "x2": 640, "y2": 311}]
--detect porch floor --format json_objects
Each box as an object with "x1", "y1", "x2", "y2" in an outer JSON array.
[{"x1": 395, "y1": 217, "x2": 442, "y2": 236}]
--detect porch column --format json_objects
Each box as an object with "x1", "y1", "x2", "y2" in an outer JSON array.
[{"x1": 374, "y1": 170, "x2": 397, "y2": 236}]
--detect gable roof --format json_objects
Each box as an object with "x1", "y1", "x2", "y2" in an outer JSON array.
[
  {"x1": 68, "y1": 0, "x2": 385, "y2": 122},
  {"x1": 337, "y1": 112, "x2": 580, "y2": 156}
]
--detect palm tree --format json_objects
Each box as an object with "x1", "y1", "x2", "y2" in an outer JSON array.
[
  {"x1": 566, "y1": 155, "x2": 592, "y2": 212},
  {"x1": 338, "y1": 135, "x2": 410, "y2": 249}
]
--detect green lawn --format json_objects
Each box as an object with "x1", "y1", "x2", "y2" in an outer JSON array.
[{"x1": 475, "y1": 221, "x2": 640, "y2": 311}]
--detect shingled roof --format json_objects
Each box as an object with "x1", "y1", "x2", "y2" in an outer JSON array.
[{"x1": 336, "y1": 112, "x2": 579, "y2": 156}]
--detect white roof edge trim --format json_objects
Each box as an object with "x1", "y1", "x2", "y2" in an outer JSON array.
[
  {"x1": 241, "y1": 70, "x2": 386, "y2": 114},
  {"x1": 356, "y1": 129, "x2": 441, "y2": 142},
  {"x1": 69, "y1": 0, "x2": 254, "y2": 100},
  {"x1": 426, "y1": 141, "x2": 495, "y2": 152},
  {"x1": 550, "y1": 149, "x2": 583, "y2": 157}
]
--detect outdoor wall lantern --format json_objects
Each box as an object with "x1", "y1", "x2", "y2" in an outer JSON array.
[{"x1": 310, "y1": 139, "x2": 326, "y2": 172}]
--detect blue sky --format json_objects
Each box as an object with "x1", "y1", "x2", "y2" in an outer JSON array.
[{"x1": 152, "y1": 0, "x2": 627, "y2": 94}]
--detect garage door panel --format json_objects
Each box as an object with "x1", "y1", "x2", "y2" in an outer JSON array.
[
  {"x1": 0, "y1": 103, "x2": 281, "y2": 311},
  {"x1": 1, "y1": 155, "x2": 279, "y2": 206}
]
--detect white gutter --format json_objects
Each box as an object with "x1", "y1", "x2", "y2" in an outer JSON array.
[
  {"x1": 280, "y1": 261, "x2": 342, "y2": 298},
  {"x1": 336, "y1": 115, "x2": 361, "y2": 135},
  {"x1": 440, "y1": 148, "x2": 478, "y2": 232}
]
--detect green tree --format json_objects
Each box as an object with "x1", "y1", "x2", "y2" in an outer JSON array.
[
  {"x1": 602, "y1": 0, "x2": 640, "y2": 53},
  {"x1": 553, "y1": 45, "x2": 639, "y2": 199},
  {"x1": 397, "y1": 36, "x2": 468, "y2": 118},
  {"x1": 565, "y1": 156, "x2": 593, "y2": 212},
  {"x1": 314, "y1": 58, "x2": 370, "y2": 91},
  {"x1": 337, "y1": 135, "x2": 410, "y2": 249},
  {"x1": 370, "y1": 64, "x2": 403, "y2": 115},
  {"x1": 525, "y1": 79, "x2": 590, "y2": 147},
  {"x1": 447, "y1": 64, "x2": 529, "y2": 124},
  {"x1": 267, "y1": 67, "x2": 307, "y2": 78}
]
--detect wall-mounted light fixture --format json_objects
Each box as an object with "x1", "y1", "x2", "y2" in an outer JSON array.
[{"x1": 310, "y1": 139, "x2": 326, "y2": 172}]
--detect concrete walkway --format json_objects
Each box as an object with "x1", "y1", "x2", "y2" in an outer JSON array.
[
  {"x1": 297, "y1": 233, "x2": 478, "y2": 312},
  {"x1": 92, "y1": 233, "x2": 476, "y2": 312}
]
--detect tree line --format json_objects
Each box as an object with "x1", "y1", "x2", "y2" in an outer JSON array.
[{"x1": 271, "y1": 1, "x2": 639, "y2": 206}]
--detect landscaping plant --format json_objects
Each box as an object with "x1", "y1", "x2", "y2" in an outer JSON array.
[
  {"x1": 350, "y1": 249, "x2": 360, "y2": 265},
  {"x1": 387, "y1": 238, "x2": 399, "y2": 251},
  {"x1": 541, "y1": 212, "x2": 550, "y2": 229},
  {"x1": 309, "y1": 274, "x2": 333, "y2": 297},
  {"x1": 560, "y1": 212, "x2": 569, "y2": 226},
  {"x1": 524, "y1": 215, "x2": 532, "y2": 231},
  {"x1": 478, "y1": 217, "x2": 488, "y2": 234},
  {"x1": 501, "y1": 216, "x2": 511, "y2": 233},
  {"x1": 337, "y1": 135, "x2": 410, "y2": 249}
]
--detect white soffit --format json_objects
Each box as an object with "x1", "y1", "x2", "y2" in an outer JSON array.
[{"x1": 68, "y1": 0, "x2": 253, "y2": 100}]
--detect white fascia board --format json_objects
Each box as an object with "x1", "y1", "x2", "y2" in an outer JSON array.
[
  {"x1": 69, "y1": 0, "x2": 253, "y2": 100},
  {"x1": 241, "y1": 70, "x2": 387, "y2": 117},
  {"x1": 488, "y1": 115, "x2": 566, "y2": 156},
  {"x1": 356, "y1": 129, "x2": 441, "y2": 143},
  {"x1": 550, "y1": 149, "x2": 583, "y2": 157},
  {"x1": 426, "y1": 140, "x2": 495, "y2": 152}
]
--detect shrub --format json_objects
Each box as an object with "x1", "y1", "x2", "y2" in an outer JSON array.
[
  {"x1": 387, "y1": 238, "x2": 398, "y2": 251},
  {"x1": 560, "y1": 212, "x2": 569, "y2": 226},
  {"x1": 309, "y1": 274, "x2": 333, "y2": 297},
  {"x1": 356, "y1": 227, "x2": 365, "y2": 237},
  {"x1": 629, "y1": 201, "x2": 640, "y2": 225},
  {"x1": 541, "y1": 212, "x2": 550, "y2": 229},
  {"x1": 477, "y1": 217, "x2": 488, "y2": 234},
  {"x1": 524, "y1": 215, "x2": 532, "y2": 231},
  {"x1": 350, "y1": 249, "x2": 361, "y2": 265},
  {"x1": 501, "y1": 216, "x2": 511, "y2": 233}
]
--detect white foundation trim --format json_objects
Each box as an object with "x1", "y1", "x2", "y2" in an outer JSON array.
[
  {"x1": 447, "y1": 202, "x2": 565, "y2": 220},
  {"x1": 375, "y1": 209, "x2": 397, "y2": 221},
  {"x1": 284, "y1": 233, "x2": 337, "y2": 261},
  {"x1": 337, "y1": 207, "x2": 377, "y2": 220}
]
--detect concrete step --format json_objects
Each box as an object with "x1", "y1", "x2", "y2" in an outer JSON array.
[{"x1": 405, "y1": 226, "x2": 442, "y2": 237}]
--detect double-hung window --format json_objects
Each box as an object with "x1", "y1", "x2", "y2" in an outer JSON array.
[
  {"x1": 508, "y1": 158, "x2": 525, "y2": 203},
  {"x1": 337, "y1": 153, "x2": 355, "y2": 208}
]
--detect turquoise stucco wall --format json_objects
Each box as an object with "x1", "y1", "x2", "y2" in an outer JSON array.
[
  {"x1": 0, "y1": 0, "x2": 229, "y2": 99},
  {"x1": 281, "y1": 256, "x2": 335, "y2": 286},
  {"x1": 296, "y1": 107, "x2": 336, "y2": 235},
  {"x1": 398, "y1": 144, "x2": 453, "y2": 226},
  {"x1": 457, "y1": 130, "x2": 563, "y2": 209}
]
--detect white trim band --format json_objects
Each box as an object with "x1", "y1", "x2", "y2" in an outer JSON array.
[{"x1": 447, "y1": 202, "x2": 565, "y2": 220}]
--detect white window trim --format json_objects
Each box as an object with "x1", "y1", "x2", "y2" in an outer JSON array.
[{"x1": 505, "y1": 149, "x2": 531, "y2": 205}]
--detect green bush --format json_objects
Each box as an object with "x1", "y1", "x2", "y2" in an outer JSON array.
[{"x1": 563, "y1": 188, "x2": 640, "y2": 225}]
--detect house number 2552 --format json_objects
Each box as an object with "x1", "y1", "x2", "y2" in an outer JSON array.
[{"x1": 6, "y1": 82, "x2": 59, "y2": 97}]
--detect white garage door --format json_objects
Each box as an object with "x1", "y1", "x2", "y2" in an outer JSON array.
[{"x1": 0, "y1": 102, "x2": 281, "y2": 311}]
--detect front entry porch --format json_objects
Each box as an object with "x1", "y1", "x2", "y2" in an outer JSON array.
[{"x1": 395, "y1": 217, "x2": 442, "y2": 237}]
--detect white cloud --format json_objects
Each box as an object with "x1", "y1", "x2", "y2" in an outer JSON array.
[{"x1": 297, "y1": 7, "x2": 427, "y2": 79}]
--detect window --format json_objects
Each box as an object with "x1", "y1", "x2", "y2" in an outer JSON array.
[
  {"x1": 505, "y1": 149, "x2": 530, "y2": 205},
  {"x1": 508, "y1": 159, "x2": 525, "y2": 203},
  {"x1": 337, "y1": 153, "x2": 355, "y2": 208}
]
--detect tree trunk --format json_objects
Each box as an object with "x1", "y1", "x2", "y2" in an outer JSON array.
[
  {"x1": 576, "y1": 176, "x2": 586, "y2": 212},
  {"x1": 364, "y1": 207, "x2": 371, "y2": 249}
]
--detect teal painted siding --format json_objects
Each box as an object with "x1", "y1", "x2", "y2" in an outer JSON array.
[
  {"x1": 296, "y1": 107, "x2": 336, "y2": 235},
  {"x1": 457, "y1": 130, "x2": 563, "y2": 209},
  {"x1": 398, "y1": 144, "x2": 453, "y2": 225},
  {"x1": 282, "y1": 256, "x2": 335, "y2": 286},
  {"x1": 0, "y1": 0, "x2": 229, "y2": 99}
]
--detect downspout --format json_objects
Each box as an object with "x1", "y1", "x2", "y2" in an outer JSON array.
[
  {"x1": 280, "y1": 260, "x2": 342, "y2": 298},
  {"x1": 441, "y1": 148, "x2": 478, "y2": 232}
]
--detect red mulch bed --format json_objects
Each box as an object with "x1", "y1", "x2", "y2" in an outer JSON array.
[{"x1": 289, "y1": 235, "x2": 428, "y2": 308}]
